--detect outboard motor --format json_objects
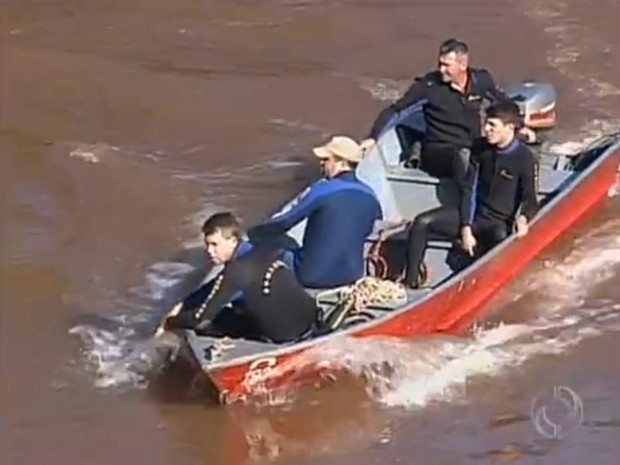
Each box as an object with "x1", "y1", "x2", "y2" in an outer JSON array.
[{"x1": 503, "y1": 81, "x2": 557, "y2": 130}]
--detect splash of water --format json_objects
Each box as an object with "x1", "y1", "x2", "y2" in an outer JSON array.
[
  {"x1": 69, "y1": 324, "x2": 180, "y2": 389},
  {"x1": 504, "y1": 219, "x2": 620, "y2": 312},
  {"x1": 301, "y1": 304, "x2": 620, "y2": 410},
  {"x1": 68, "y1": 258, "x2": 198, "y2": 388},
  {"x1": 339, "y1": 72, "x2": 409, "y2": 103},
  {"x1": 68, "y1": 142, "x2": 120, "y2": 164}
]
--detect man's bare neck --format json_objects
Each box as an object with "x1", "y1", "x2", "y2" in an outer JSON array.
[{"x1": 451, "y1": 72, "x2": 469, "y2": 93}]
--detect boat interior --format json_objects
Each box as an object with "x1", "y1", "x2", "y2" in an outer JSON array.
[{"x1": 184, "y1": 91, "x2": 620, "y2": 369}]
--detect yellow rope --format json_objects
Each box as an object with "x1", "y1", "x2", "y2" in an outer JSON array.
[{"x1": 335, "y1": 276, "x2": 407, "y2": 312}]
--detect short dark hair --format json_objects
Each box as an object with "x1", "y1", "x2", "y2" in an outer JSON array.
[
  {"x1": 486, "y1": 100, "x2": 522, "y2": 127},
  {"x1": 439, "y1": 38, "x2": 469, "y2": 56},
  {"x1": 201, "y1": 212, "x2": 243, "y2": 239}
]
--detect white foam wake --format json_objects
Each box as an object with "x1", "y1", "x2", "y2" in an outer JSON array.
[
  {"x1": 69, "y1": 259, "x2": 197, "y2": 389},
  {"x1": 342, "y1": 72, "x2": 410, "y2": 103},
  {"x1": 504, "y1": 219, "x2": 620, "y2": 311},
  {"x1": 304, "y1": 303, "x2": 620, "y2": 410},
  {"x1": 69, "y1": 324, "x2": 180, "y2": 389}
]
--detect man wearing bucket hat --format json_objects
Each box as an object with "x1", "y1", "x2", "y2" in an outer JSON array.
[{"x1": 248, "y1": 135, "x2": 382, "y2": 289}]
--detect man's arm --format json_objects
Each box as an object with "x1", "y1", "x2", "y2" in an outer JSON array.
[
  {"x1": 166, "y1": 265, "x2": 242, "y2": 332},
  {"x1": 459, "y1": 155, "x2": 480, "y2": 228},
  {"x1": 475, "y1": 69, "x2": 508, "y2": 103},
  {"x1": 368, "y1": 76, "x2": 430, "y2": 139},
  {"x1": 178, "y1": 279, "x2": 217, "y2": 313},
  {"x1": 155, "y1": 279, "x2": 217, "y2": 335},
  {"x1": 193, "y1": 266, "x2": 244, "y2": 331},
  {"x1": 458, "y1": 152, "x2": 481, "y2": 256},
  {"x1": 517, "y1": 152, "x2": 541, "y2": 222},
  {"x1": 248, "y1": 181, "x2": 324, "y2": 238}
]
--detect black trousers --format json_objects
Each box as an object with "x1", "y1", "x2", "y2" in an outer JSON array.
[
  {"x1": 420, "y1": 142, "x2": 470, "y2": 185},
  {"x1": 404, "y1": 206, "x2": 509, "y2": 286}
]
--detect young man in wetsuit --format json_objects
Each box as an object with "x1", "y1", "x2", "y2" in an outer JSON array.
[
  {"x1": 159, "y1": 212, "x2": 319, "y2": 343},
  {"x1": 402, "y1": 100, "x2": 540, "y2": 288},
  {"x1": 361, "y1": 39, "x2": 536, "y2": 190},
  {"x1": 248, "y1": 135, "x2": 382, "y2": 289}
]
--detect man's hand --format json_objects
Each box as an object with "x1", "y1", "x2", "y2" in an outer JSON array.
[
  {"x1": 514, "y1": 215, "x2": 529, "y2": 237},
  {"x1": 518, "y1": 127, "x2": 537, "y2": 144},
  {"x1": 155, "y1": 302, "x2": 183, "y2": 337},
  {"x1": 460, "y1": 226, "x2": 477, "y2": 256},
  {"x1": 360, "y1": 138, "x2": 376, "y2": 154}
]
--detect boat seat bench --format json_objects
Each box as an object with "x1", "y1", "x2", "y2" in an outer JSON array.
[
  {"x1": 367, "y1": 220, "x2": 454, "y2": 250},
  {"x1": 385, "y1": 164, "x2": 573, "y2": 196},
  {"x1": 537, "y1": 168, "x2": 573, "y2": 195}
]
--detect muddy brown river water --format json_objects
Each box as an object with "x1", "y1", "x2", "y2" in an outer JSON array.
[{"x1": 2, "y1": 1, "x2": 620, "y2": 464}]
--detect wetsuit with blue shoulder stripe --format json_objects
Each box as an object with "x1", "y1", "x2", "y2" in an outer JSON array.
[
  {"x1": 460, "y1": 138, "x2": 540, "y2": 227},
  {"x1": 167, "y1": 244, "x2": 318, "y2": 343},
  {"x1": 248, "y1": 171, "x2": 382, "y2": 289}
]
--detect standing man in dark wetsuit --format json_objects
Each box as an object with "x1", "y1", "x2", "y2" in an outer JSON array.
[
  {"x1": 158, "y1": 212, "x2": 318, "y2": 343},
  {"x1": 402, "y1": 100, "x2": 540, "y2": 288},
  {"x1": 361, "y1": 39, "x2": 536, "y2": 187},
  {"x1": 248, "y1": 135, "x2": 382, "y2": 289}
]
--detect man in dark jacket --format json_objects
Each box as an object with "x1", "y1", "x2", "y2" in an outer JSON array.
[
  {"x1": 248, "y1": 135, "x2": 382, "y2": 289},
  {"x1": 403, "y1": 100, "x2": 540, "y2": 287},
  {"x1": 361, "y1": 39, "x2": 535, "y2": 188},
  {"x1": 159, "y1": 212, "x2": 319, "y2": 343}
]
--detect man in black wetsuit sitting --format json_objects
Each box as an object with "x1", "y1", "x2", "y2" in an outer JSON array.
[
  {"x1": 361, "y1": 38, "x2": 536, "y2": 190},
  {"x1": 403, "y1": 100, "x2": 540, "y2": 288},
  {"x1": 159, "y1": 212, "x2": 319, "y2": 343}
]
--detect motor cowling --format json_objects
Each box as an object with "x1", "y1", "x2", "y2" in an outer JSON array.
[{"x1": 503, "y1": 81, "x2": 557, "y2": 129}]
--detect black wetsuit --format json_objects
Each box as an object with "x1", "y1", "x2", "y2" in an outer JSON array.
[
  {"x1": 404, "y1": 138, "x2": 540, "y2": 286},
  {"x1": 165, "y1": 245, "x2": 319, "y2": 343},
  {"x1": 368, "y1": 68, "x2": 506, "y2": 187}
]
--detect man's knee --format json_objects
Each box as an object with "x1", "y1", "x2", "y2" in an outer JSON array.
[
  {"x1": 479, "y1": 224, "x2": 508, "y2": 249},
  {"x1": 491, "y1": 225, "x2": 509, "y2": 243},
  {"x1": 457, "y1": 148, "x2": 471, "y2": 168},
  {"x1": 453, "y1": 147, "x2": 471, "y2": 182},
  {"x1": 410, "y1": 212, "x2": 435, "y2": 232}
]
